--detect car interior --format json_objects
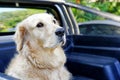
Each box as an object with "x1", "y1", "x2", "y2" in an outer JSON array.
[{"x1": 1, "y1": 1, "x2": 120, "y2": 80}]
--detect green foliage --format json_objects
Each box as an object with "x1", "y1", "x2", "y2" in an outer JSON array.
[
  {"x1": 72, "y1": 7, "x2": 105, "y2": 23},
  {"x1": 87, "y1": 2, "x2": 120, "y2": 15},
  {"x1": 0, "y1": 9, "x2": 45, "y2": 32},
  {"x1": 67, "y1": 0, "x2": 120, "y2": 23}
]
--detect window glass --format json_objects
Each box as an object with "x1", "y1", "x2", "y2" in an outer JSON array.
[{"x1": 79, "y1": 24, "x2": 120, "y2": 36}]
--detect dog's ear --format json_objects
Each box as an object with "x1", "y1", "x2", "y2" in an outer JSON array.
[{"x1": 14, "y1": 23, "x2": 26, "y2": 52}]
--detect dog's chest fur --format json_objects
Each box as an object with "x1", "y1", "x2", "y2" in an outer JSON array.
[{"x1": 6, "y1": 46, "x2": 70, "y2": 80}]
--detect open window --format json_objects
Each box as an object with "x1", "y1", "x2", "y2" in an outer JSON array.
[
  {"x1": 0, "y1": 4, "x2": 62, "y2": 35},
  {"x1": 67, "y1": 3, "x2": 120, "y2": 36}
]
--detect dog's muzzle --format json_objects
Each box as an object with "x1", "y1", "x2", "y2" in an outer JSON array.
[{"x1": 55, "y1": 28, "x2": 66, "y2": 45}]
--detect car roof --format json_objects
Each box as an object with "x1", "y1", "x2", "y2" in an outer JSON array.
[
  {"x1": 44, "y1": 0, "x2": 65, "y2": 2},
  {"x1": 0, "y1": 0, "x2": 66, "y2": 7},
  {"x1": 0, "y1": 0, "x2": 65, "y2": 3}
]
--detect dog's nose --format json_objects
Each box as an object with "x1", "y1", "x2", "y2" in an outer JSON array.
[{"x1": 55, "y1": 28, "x2": 65, "y2": 37}]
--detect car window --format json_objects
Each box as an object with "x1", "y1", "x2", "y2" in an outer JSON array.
[
  {"x1": 0, "y1": 7, "x2": 60, "y2": 34},
  {"x1": 79, "y1": 24, "x2": 120, "y2": 36},
  {"x1": 71, "y1": 7, "x2": 120, "y2": 36}
]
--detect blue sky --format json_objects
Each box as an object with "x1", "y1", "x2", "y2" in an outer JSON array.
[{"x1": 0, "y1": 8, "x2": 25, "y2": 13}]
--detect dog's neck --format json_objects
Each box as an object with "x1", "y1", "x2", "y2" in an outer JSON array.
[{"x1": 19, "y1": 40, "x2": 66, "y2": 70}]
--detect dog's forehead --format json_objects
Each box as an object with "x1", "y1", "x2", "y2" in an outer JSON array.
[
  {"x1": 28, "y1": 13, "x2": 54, "y2": 21},
  {"x1": 23, "y1": 13, "x2": 56, "y2": 28}
]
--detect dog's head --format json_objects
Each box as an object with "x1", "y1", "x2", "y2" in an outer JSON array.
[{"x1": 15, "y1": 13, "x2": 66, "y2": 51}]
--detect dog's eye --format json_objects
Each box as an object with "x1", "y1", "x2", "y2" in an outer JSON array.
[
  {"x1": 53, "y1": 20, "x2": 56, "y2": 24},
  {"x1": 36, "y1": 22, "x2": 44, "y2": 28}
]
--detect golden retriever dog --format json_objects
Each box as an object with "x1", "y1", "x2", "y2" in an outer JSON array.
[{"x1": 5, "y1": 13, "x2": 71, "y2": 80}]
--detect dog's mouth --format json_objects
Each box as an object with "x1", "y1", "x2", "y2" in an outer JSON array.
[{"x1": 58, "y1": 37, "x2": 66, "y2": 46}]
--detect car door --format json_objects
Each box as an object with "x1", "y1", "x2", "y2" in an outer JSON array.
[{"x1": 64, "y1": 3, "x2": 120, "y2": 80}]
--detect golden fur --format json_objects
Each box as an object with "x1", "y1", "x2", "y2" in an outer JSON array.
[{"x1": 5, "y1": 13, "x2": 71, "y2": 80}]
